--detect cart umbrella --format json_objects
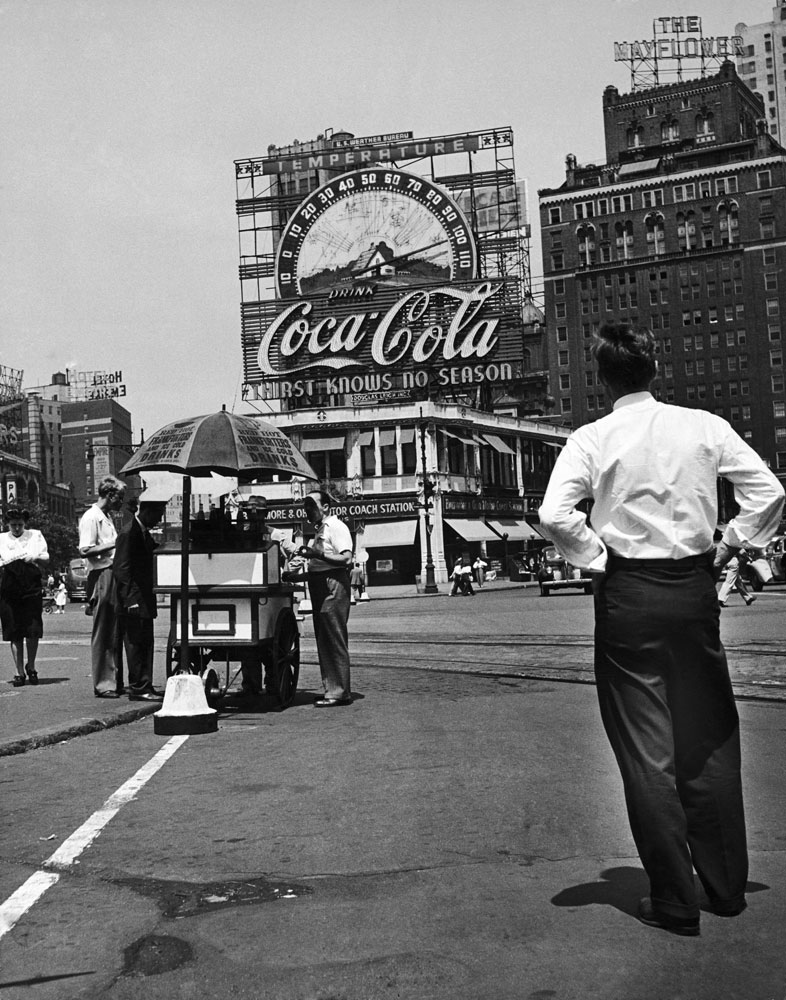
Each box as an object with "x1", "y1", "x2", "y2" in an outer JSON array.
[{"x1": 119, "y1": 409, "x2": 318, "y2": 679}]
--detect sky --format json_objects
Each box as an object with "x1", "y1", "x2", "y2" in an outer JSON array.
[{"x1": 1, "y1": 0, "x2": 761, "y2": 440}]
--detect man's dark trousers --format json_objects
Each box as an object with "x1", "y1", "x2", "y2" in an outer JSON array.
[{"x1": 594, "y1": 552, "x2": 747, "y2": 921}]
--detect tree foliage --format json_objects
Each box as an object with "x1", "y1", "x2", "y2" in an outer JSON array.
[{"x1": 24, "y1": 503, "x2": 80, "y2": 573}]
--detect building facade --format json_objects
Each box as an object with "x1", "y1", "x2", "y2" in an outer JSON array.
[
  {"x1": 235, "y1": 126, "x2": 564, "y2": 584},
  {"x1": 538, "y1": 62, "x2": 786, "y2": 492},
  {"x1": 736, "y1": 0, "x2": 786, "y2": 142}
]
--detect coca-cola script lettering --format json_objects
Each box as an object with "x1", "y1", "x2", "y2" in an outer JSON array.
[{"x1": 256, "y1": 282, "x2": 502, "y2": 377}]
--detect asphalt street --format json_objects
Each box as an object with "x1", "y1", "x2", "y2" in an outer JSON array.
[{"x1": 1, "y1": 582, "x2": 785, "y2": 999}]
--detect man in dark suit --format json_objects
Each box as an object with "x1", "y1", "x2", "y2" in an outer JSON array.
[{"x1": 113, "y1": 501, "x2": 167, "y2": 702}]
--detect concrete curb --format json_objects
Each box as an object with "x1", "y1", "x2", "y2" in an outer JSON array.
[{"x1": 0, "y1": 703, "x2": 160, "y2": 758}]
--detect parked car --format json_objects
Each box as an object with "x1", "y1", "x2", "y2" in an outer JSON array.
[
  {"x1": 538, "y1": 545, "x2": 593, "y2": 596},
  {"x1": 65, "y1": 557, "x2": 89, "y2": 601}
]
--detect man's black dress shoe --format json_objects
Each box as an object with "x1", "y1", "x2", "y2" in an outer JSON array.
[
  {"x1": 314, "y1": 696, "x2": 352, "y2": 707},
  {"x1": 637, "y1": 898, "x2": 700, "y2": 936},
  {"x1": 129, "y1": 691, "x2": 164, "y2": 702},
  {"x1": 94, "y1": 690, "x2": 120, "y2": 699}
]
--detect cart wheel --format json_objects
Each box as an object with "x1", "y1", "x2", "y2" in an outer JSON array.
[
  {"x1": 203, "y1": 668, "x2": 222, "y2": 709},
  {"x1": 271, "y1": 610, "x2": 300, "y2": 708}
]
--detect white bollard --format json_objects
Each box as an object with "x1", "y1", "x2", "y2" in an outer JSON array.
[{"x1": 153, "y1": 673, "x2": 218, "y2": 736}]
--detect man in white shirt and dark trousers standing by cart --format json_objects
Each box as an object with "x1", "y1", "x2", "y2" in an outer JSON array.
[
  {"x1": 79, "y1": 475, "x2": 127, "y2": 699},
  {"x1": 539, "y1": 321, "x2": 784, "y2": 937},
  {"x1": 296, "y1": 491, "x2": 354, "y2": 707}
]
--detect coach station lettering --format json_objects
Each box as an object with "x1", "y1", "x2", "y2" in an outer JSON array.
[
  {"x1": 256, "y1": 282, "x2": 502, "y2": 378},
  {"x1": 265, "y1": 499, "x2": 416, "y2": 522}
]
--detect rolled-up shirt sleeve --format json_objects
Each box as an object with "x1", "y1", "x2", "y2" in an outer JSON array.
[
  {"x1": 719, "y1": 427, "x2": 785, "y2": 550},
  {"x1": 539, "y1": 435, "x2": 607, "y2": 571}
]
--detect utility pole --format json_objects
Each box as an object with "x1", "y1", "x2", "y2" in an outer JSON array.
[{"x1": 418, "y1": 418, "x2": 438, "y2": 594}]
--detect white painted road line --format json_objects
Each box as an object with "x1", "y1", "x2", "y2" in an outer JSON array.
[{"x1": 0, "y1": 734, "x2": 188, "y2": 942}]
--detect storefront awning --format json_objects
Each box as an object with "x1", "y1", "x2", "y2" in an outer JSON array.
[
  {"x1": 486, "y1": 518, "x2": 540, "y2": 541},
  {"x1": 481, "y1": 434, "x2": 517, "y2": 456},
  {"x1": 358, "y1": 519, "x2": 418, "y2": 547},
  {"x1": 445, "y1": 519, "x2": 501, "y2": 542},
  {"x1": 301, "y1": 435, "x2": 346, "y2": 452},
  {"x1": 357, "y1": 430, "x2": 374, "y2": 447},
  {"x1": 617, "y1": 157, "x2": 661, "y2": 177},
  {"x1": 445, "y1": 429, "x2": 476, "y2": 446},
  {"x1": 399, "y1": 427, "x2": 416, "y2": 444},
  {"x1": 378, "y1": 429, "x2": 396, "y2": 447}
]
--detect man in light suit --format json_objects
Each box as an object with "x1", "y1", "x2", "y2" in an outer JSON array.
[{"x1": 113, "y1": 501, "x2": 167, "y2": 702}]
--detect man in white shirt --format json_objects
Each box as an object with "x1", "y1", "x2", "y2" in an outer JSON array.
[
  {"x1": 540, "y1": 322, "x2": 784, "y2": 937},
  {"x1": 299, "y1": 492, "x2": 353, "y2": 707},
  {"x1": 79, "y1": 475, "x2": 126, "y2": 698}
]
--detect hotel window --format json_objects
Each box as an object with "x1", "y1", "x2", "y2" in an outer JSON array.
[
  {"x1": 560, "y1": 374, "x2": 571, "y2": 390},
  {"x1": 771, "y1": 349, "x2": 784, "y2": 367},
  {"x1": 551, "y1": 253, "x2": 564, "y2": 270},
  {"x1": 774, "y1": 402, "x2": 786, "y2": 419},
  {"x1": 740, "y1": 354, "x2": 748, "y2": 370},
  {"x1": 662, "y1": 362, "x2": 673, "y2": 379},
  {"x1": 736, "y1": 304, "x2": 745, "y2": 321},
  {"x1": 615, "y1": 220, "x2": 634, "y2": 260},
  {"x1": 724, "y1": 305, "x2": 734, "y2": 323},
  {"x1": 561, "y1": 398, "x2": 572, "y2": 414},
  {"x1": 685, "y1": 360, "x2": 695, "y2": 377},
  {"x1": 778, "y1": 453, "x2": 786, "y2": 470},
  {"x1": 728, "y1": 356, "x2": 737, "y2": 372},
  {"x1": 662, "y1": 337, "x2": 671, "y2": 354},
  {"x1": 769, "y1": 325, "x2": 781, "y2": 341},
  {"x1": 731, "y1": 407, "x2": 740, "y2": 423},
  {"x1": 642, "y1": 189, "x2": 664, "y2": 208},
  {"x1": 401, "y1": 428, "x2": 417, "y2": 474},
  {"x1": 777, "y1": 429, "x2": 786, "y2": 444},
  {"x1": 714, "y1": 383, "x2": 723, "y2": 398},
  {"x1": 558, "y1": 350, "x2": 569, "y2": 366},
  {"x1": 548, "y1": 207, "x2": 562, "y2": 225},
  {"x1": 612, "y1": 194, "x2": 633, "y2": 213},
  {"x1": 645, "y1": 212, "x2": 666, "y2": 256},
  {"x1": 708, "y1": 307, "x2": 718, "y2": 324},
  {"x1": 712, "y1": 357, "x2": 721, "y2": 374},
  {"x1": 758, "y1": 170, "x2": 772, "y2": 189},
  {"x1": 557, "y1": 326, "x2": 568, "y2": 342},
  {"x1": 696, "y1": 359, "x2": 705, "y2": 376},
  {"x1": 682, "y1": 310, "x2": 692, "y2": 326},
  {"x1": 718, "y1": 201, "x2": 739, "y2": 245},
  {"x1": 585, "y1": 371, "x2": 594, "y2": 387},
  {"x1": 661, "y1": 117, "x2": 679, "y2": 142},
  {"x1": 554, "y1": 278, "x2": 565, "y2": 295},
  {"x1": 741, "y1": 380, "x2": 750, "y2": 395},
  {"x1": 761, "y1": 218, "x2": 776, "y2": 239},
  {"x1": 738, "y1": 330, "x2": 747, "y2": 345},
  {"x1": 694, "y1": 334, "x2": 703, "y2": 351},
  {"x1": 597, "y1": 198, "x2": 609, "y2": 215},
  {"x1": 574, "y1": 201, "x2": 595, "y2": 220},
  {"x1": 742, "y1": 406, "x2": 751, "y2": 421},
  {"x1": 577, "y1": 223, "x2": 596, "y2": 266},
  {"x1": 661, "y1": 288, "x2": 669, "y2": 304},
  {"x1": 699, "y1": 180, "x2": 711, "y2": 199},
  {"x1": 715, "y1": 176, "x2": 737, "y2": 195},
  {"x1": 765, "y1": 273, "x2": 778, "y2": 291},
  {"x1": 662, "y1": 312, "x2": 670, "y2": 327},
  {"x1": 773, "y1": 375, "x2": 785, "y2": 393},
  {"x1": 697, "y1": 384, "x2": 706, "y2": 399},
  {"x1": 710, "y1": 333, "x2": 719, "y2": 348},
  {"x1": 767, "y1": 298, "x2": 780, "y2": 317},
  {"x1": 693, "y1": 309, "x2": 702, "y2": 325},
  {"x1": 555, "y1": 301, "x2": 567, "y2": 319},
  {"x1": 587, "y1": 395, "x2": 595, "y2": 410},
  {"x1": 763, "y1": 247, "x2": 777, "y2": 266},
  {"x1": 686, "y1": 385, "x2": 697, "y2": 400}
]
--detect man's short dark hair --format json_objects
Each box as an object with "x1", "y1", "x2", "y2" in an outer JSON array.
[{"x1": 593, "y1": 322, "x2": 657, "y2": 392}]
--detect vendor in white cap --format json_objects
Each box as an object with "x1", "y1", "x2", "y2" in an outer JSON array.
[{"x1": 289, "y1": 490, "x2": 353, "y2": 707}]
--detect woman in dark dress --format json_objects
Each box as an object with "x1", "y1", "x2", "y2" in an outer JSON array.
[{"x1": 0, "y1": 508, "x2": 50, "y2": 686}]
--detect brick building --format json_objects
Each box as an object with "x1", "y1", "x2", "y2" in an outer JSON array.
[{"x1": 538, "y1": 61, "x2": 786, "y2": 489}]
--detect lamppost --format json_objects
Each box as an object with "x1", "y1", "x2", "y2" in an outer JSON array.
[{"x1": 418, "y1": 420, "x2": 438, "y2": 594}]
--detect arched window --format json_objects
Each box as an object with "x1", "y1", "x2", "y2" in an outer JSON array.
[
  {"x1": 615, "y1": 221, "x2": 634, "y2": 260},
  {"x1": 576, "y1": 223, "x2": 596, "y2": 266},
  {"x1": 676, "y1": 211, "x2": 697, "y2": 252},
  {"x1": 696, "y1": 111, "x2": 715, "y2": 139},
  {"x1": 645, "y1": 212, "x2": 666, "y2": 256},
  {"x1": 661, "y1": 116, "x2": 679, "y2": 142},
  {"x1": 718, "y1": 200, "x2": 740, "y2": 246},
  {"x1": 626, "y1": 122, "x2": 644, "y2": 148}
]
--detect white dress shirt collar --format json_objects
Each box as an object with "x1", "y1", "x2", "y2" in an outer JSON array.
[{"x1": 612, "y1": 390, "x2": 654, "y2": 411}]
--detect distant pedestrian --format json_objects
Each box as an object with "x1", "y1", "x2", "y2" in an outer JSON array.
[
  {"x1": 717, "y1": 555, "x2": 756, "y2": 608},
  {"x1": 459, "y1": 559, "x2": 475, "y2": 596},
  {"x1": 472, "y1": 556, "x2": 488, "y2": 588},
  {"x1": 0, "y1": 508, "x2": 50, "y2": 686},
  {"x1": 449, "y1": 556, "x2": 465, "y2": 596},
  {"x1": 54, "y1": 579, "x2": 67, "y2": 613},
  {"x1": 79, "y1": 475, "x2": 126, "y2": 698},
  {"x1": 540, "y1": 321, "x2": 784, "y2": 936},
  {"x1": 350, "y1": 562, "x2": 365, "y2": 602}
]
